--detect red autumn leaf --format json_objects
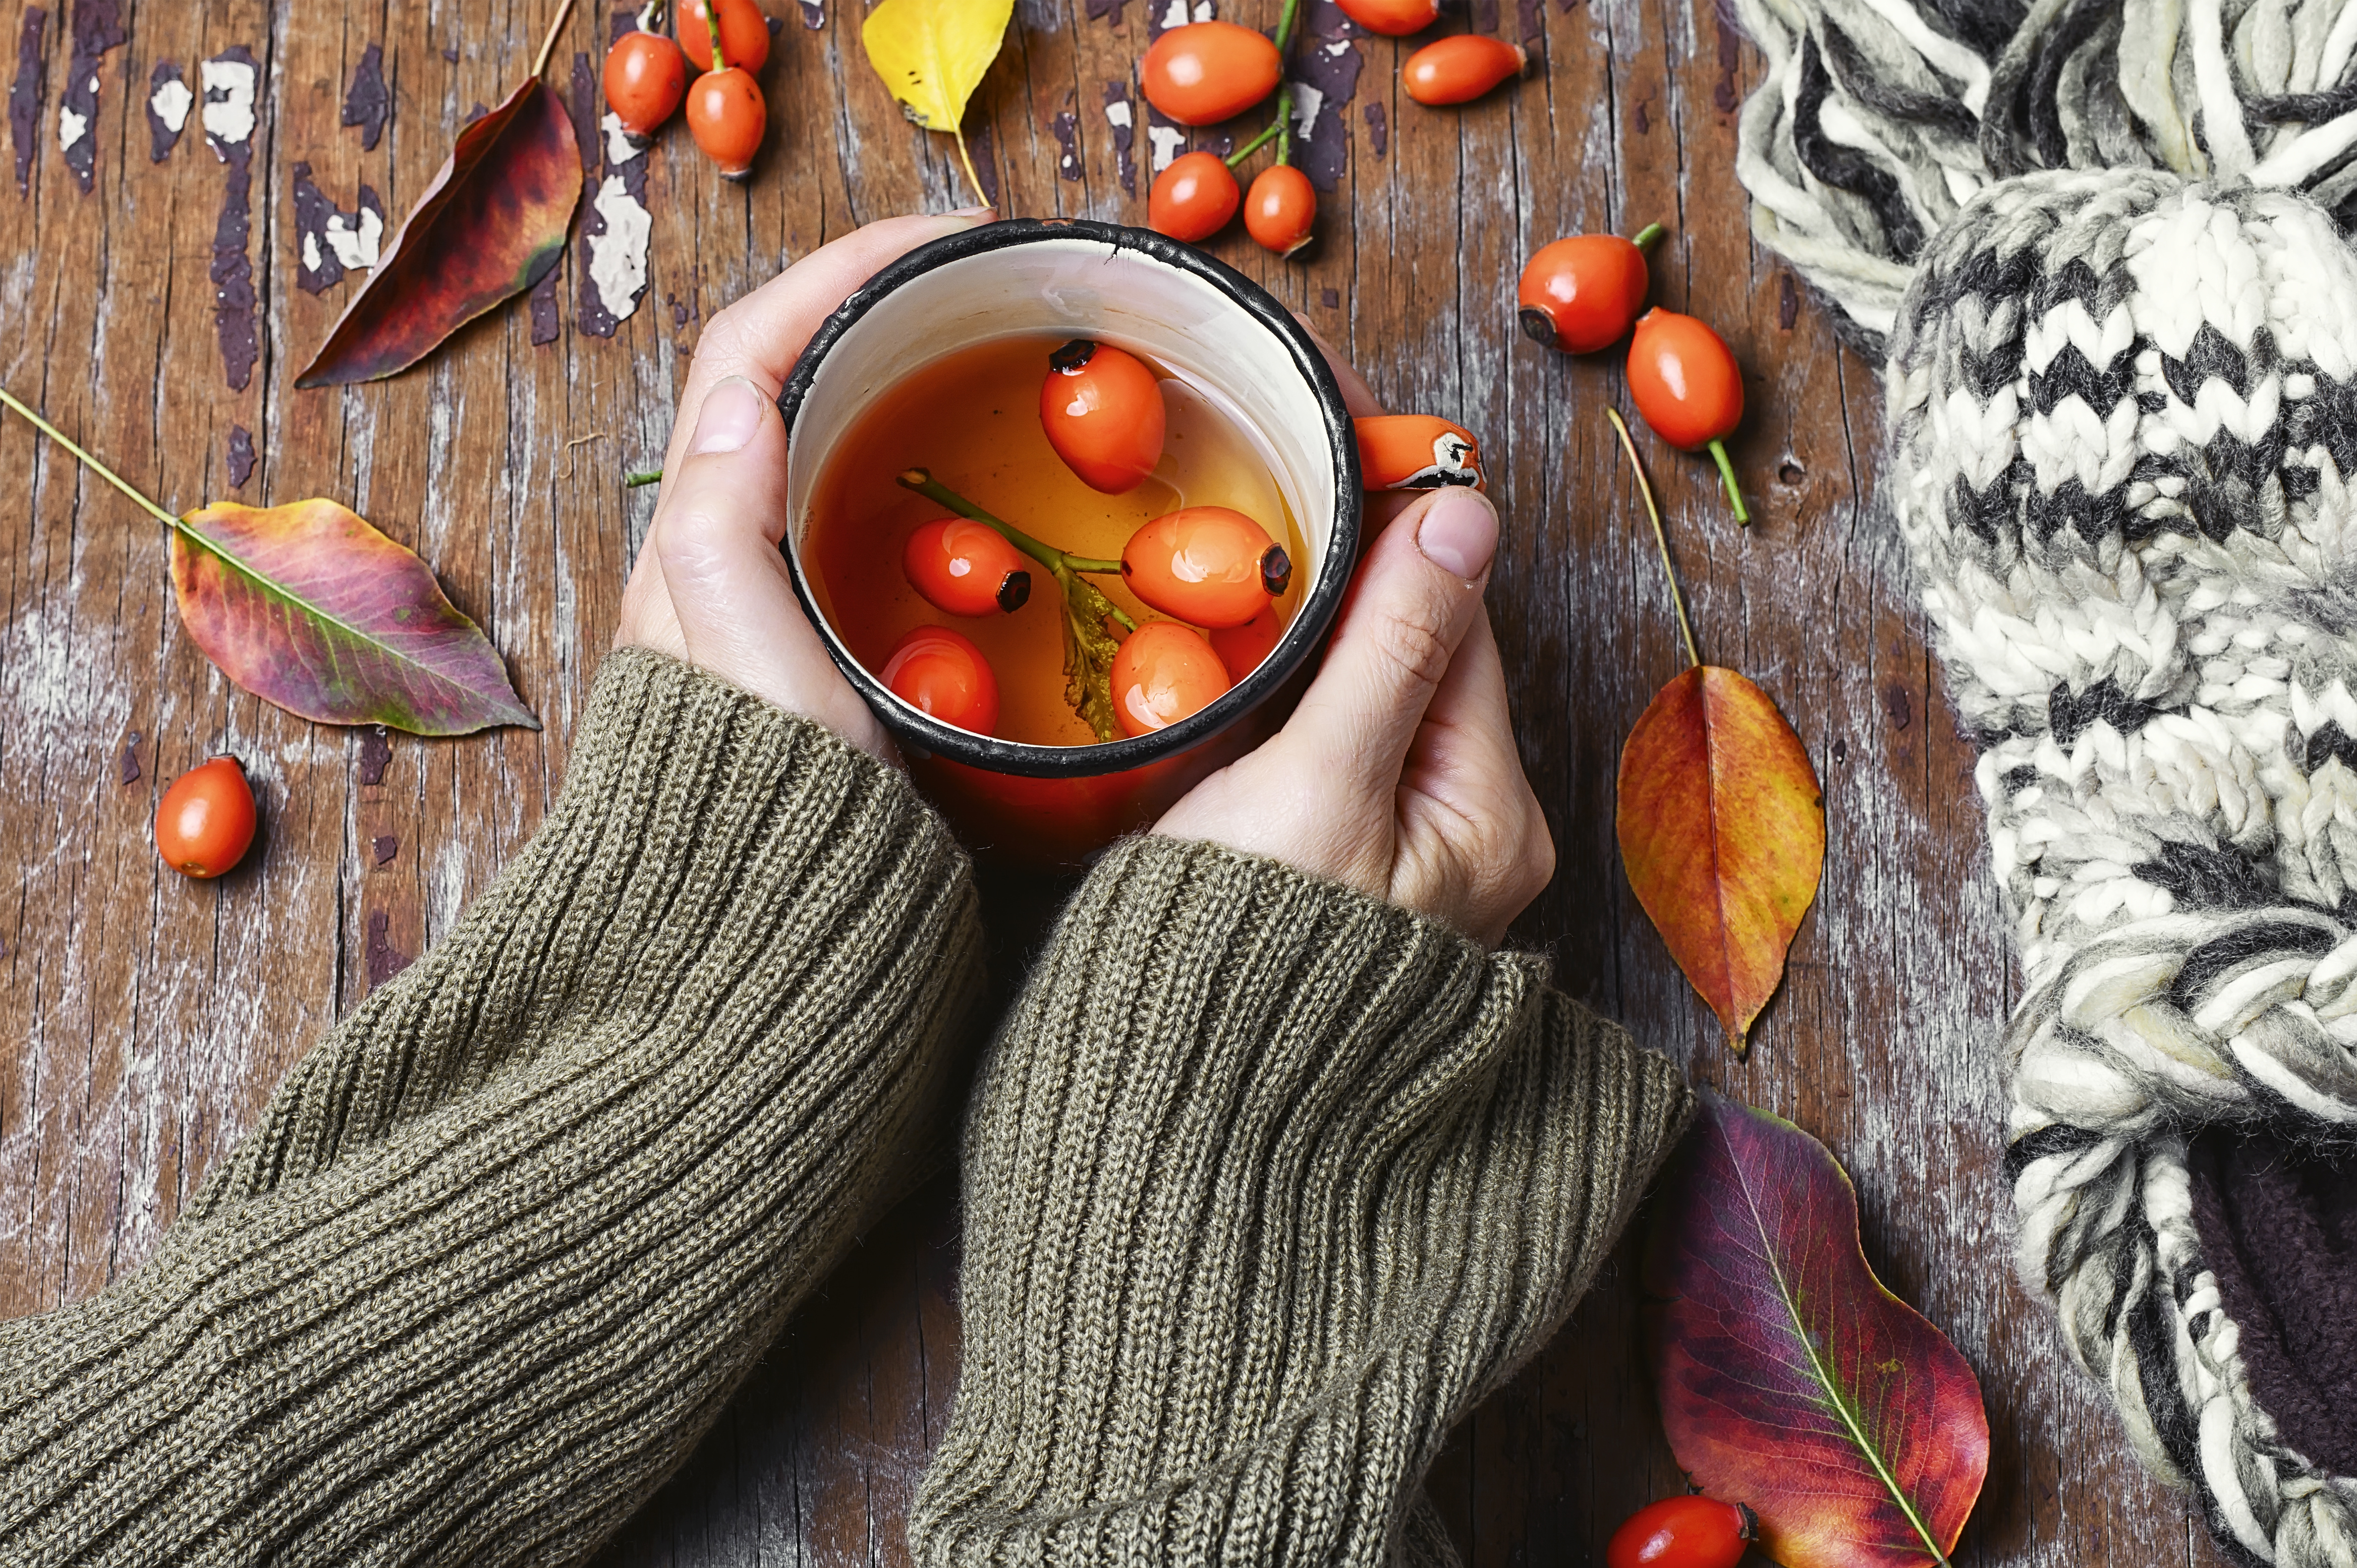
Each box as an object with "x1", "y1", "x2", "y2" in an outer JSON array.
[
  {"x1": 296, "y1": 76, "x2": 582, "y2": 387},
  {"x1": 173, "y1": 499, "x2": 537, "y2": 734},
  {"x1": 1643, "y1": 1094, "x2": 1990, "y2": 1568},
  {"x1": 1616, "y1": 665, "x2": 1823, "y2": 1052}
]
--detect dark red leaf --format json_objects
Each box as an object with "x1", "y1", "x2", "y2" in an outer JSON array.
[{"x1": 296, "y1": 77, "x2": 582, "y2": 387}]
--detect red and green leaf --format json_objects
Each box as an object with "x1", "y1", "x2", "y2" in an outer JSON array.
[
  {"x1": 1617, "y1": 665, "x2": 1823, "y2": 1053},
  {"x1": 1643, "y1": 1094, "x2": 1990, "y2": 1568},
  {"x1": 296, "y1": 78, "x2": 582, "y2": 387},
  {"x1": 172, "y1": 499, "x2": 537, "y2": 734}
]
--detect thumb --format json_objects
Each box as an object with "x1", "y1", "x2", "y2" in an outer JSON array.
[{"x1": 1281, "y1": 485, "x2": 1497, "y2": 807}]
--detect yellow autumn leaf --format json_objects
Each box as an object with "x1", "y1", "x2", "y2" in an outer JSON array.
[{"x1": 862, "y1": 0, "x2": 1013, "y2": 199}]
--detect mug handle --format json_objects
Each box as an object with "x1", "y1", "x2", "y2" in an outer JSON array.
[{"x1": 1354, "y1": 415, "x2": 1484, "y2": 493}]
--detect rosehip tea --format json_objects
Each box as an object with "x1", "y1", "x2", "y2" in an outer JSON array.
[{"x1": 803, "y1": 333, "x2": 1309, "y2": 747}]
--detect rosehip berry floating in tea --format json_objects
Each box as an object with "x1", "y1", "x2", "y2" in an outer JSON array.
[
  {"x1": 1041, "y1": 340, "x2": 1168, "y2": 494},
  {"x1": 1604, "y1": 1496, "x2": 1755, "y2": 1568},
  {"x1": 1210, "y1": 604, "x2": 1283, "y2": 684},
  {"x1": 881, "y1": 625, "x2": 1001, "y2": 736},
  {"x1": 1355, "y1": 414, "x2": 1485, "y2": 491},
  {"x1": 1121, "y1": 506, "x2": 1288, "y2": 628},
  {"x1": 1140, "y1": 22, "x2": 1282, "y2": 126},
  {"x1": 1112, "y1": 621, "x2": 1232, "y2": 737},
  {"x1": 1402, "y1": 35, "x2": 1528, "y2": 105},
  {"x1": 687, "y1": 66, "x2": 766, "y2": 179},
  {"x1": 1335, "y1": 0, "x2": 1441, "y2": 36},
  {"x1": 1518, "y1": 227, "x2": 1660, "y2": 354},
  {"x1": 680, "y1": 0, "x2": 772, "y2": 73},
  {"x1": 154, "y1": 757, "x2": 257, "y2": 880},
  {"x1": 903, "y1": 517, "x2": 1033, "y2": 616},
  {"x1": 1150, "y1": 151, "x2": 1242, "y2": 243},
  {"x1": 604, "y1": 30, "x2": 690, "y2": 137},
  {"x1": 1628, "y1": 306, "x2": 1750, "y2": 522},
  {"x1": 1244, "y1": 164, "x2": 1317, "y2": 257}
]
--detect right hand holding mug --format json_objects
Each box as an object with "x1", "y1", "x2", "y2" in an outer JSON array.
[{"x1": 1152, "y1": 483, "x2": 1555, "y2": 948}]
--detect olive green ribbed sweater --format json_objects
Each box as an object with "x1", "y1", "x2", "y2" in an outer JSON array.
[{"x1": 0, "y1": 649, "x2": 1690, "y2": 1567}]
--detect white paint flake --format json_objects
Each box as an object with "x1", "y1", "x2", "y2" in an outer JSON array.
[
  {"x1": 1290, "y1": 83, "x2": 1326, "y2": 143},
  {"x1": 587, "y1": 173, "x2": 652, "y2": 322},
  {"x1": 1159, "y1": 0, "x2": 1188, "y2": 28},
  {"x1": 201, "y1": 58, "x2": 257, "y2": 149},
  {"x1": 149, "y1": 76, "x2": 193, "y2": 134},
  {"x1": 1105, "y1": 99, "x2": 1133, "y2": 131},
  {"x1": 57, "y1": 105, "x2": 86, "y2": 152},
  {"x1": 302, "y1": 230, "x2": 323, "y2": 273},
  {"x1": 324, "y1": 206, "x2": 383, "y2": 270},
  {"x1": 1148, "y1": 123, "x2": 1186, "y2": 173},
  {"x1": 1192, "y1": 0, "x2": 1213, "y2": 17},
  {"x1": 601, "y1": 109, "x2": 648, "y2": 168}
]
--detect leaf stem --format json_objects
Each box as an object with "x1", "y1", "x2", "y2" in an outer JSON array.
[
  {"x1": 624, "y1": 469, "x2": 663, "y2": 488},
  {"x1": 896, "y1": 468, "x2": 1136, "y2": 631},
  {"x1": 0, "y1": 387, "x2": 181, "y2": 528},
  {"x1": 953, "y1": 127, "x2": 986, "y2": 208},
  {"x1": 1606, "y1": 408, "x2": 1699, "y2": 671},
  {"x1": 533, "y1": 0, "x2": 579, "y2": 81},
  {"x1": 1708, "y1": 437, "x2": 1751, "y2": 525}
]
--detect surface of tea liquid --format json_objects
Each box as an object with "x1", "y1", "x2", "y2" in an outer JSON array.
[{"x1": 805, "y1": 335, "x2": 1307, "y2": 748}]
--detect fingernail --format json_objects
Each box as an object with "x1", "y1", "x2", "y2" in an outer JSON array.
[
  {"x1": 689, "y1": 377, "x2": 769, "y2": 456},
  {"x1": 946, "y1": 204, "x2": 997, "y2": 219},
  {"x1": 1417, "y1": 487, "x2": 1497, "y2": 580}
]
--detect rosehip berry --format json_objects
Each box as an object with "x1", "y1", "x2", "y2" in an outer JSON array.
[
  {"x1": 1141, "y1": 22, "x2": 1281, "y2": 126},
  {"x1": 904, "y1": 517, "x2": 1032, "y2": 616},
  {"x1": 603, "y1": 30, "x2": 689, "y2": 137},
  {"x1": 1354, "y1": 413, "x2": 1484, "y2": 491},
  {"x1": 680, "y1": 0, "x2": 772, "y2": 73},
  {"x1": 1519, "y1": 230, "x2": 1656, "y2": 354},
  {"x1": 1402, "y1": 35, "x2": 1527, "y2": 105},
  {"x1": 1150, "y1": 150, "x2": 1242, "y2": 243},
  {"x1": 1334, "y1": 0, "x2": 1440, "y2": 33},
  {"x1": 686, "y1": 65, "x2": 766, "y2": 180},
  {"x1": 1210, "y1": 603, "x2": 1283, "y2": 683},
  {"x1": 1041, "y1": 339, "x2": 1168, "y2": 494},
  {"x1": 1111, "y1": 620, "x2": 1232, "y2": 737},
  {"x1": 1121, "y1": 506, "x2": 1287, "y2": 628},
  {"x1": 154, "y1": 757, "x2": 257, "y2": 880},
  {"x1": 881, "y1": 625, "x2": 1000, "y2": 736},
  {"x1": 1628, "y1": 306, "x2": 1750, "y2": 521},
  {"x1": 1604, "y1": 1495, "x2": 1755, "y2": 1568},
  {"x1": 1244, "y1": 164, "x2": 1316, "y2": 257}
]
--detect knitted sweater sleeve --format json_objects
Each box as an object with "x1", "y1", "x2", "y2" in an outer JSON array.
[
  {"x1": 0, "y1": 648, "x2": 984, "y2": 1567},
  {"x1": 909, "y1": 835, "x2": 1693, "y2": 1568}
]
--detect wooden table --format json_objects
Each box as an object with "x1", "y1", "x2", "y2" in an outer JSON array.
[{"x1": 0, "y1": 0, "x2": 2228, "y2": 1562}]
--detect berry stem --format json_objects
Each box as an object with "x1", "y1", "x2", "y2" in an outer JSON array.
[
  {"x1": 1605, "y1": 408, "x2": 1700, "y2": 670},
  {"x1": 533, "y1": 0, "x2": 579, "y2": 80},
  {"x1": 1225, "y1": 122, "x2": 1281, "y2": 167},
  {"x1": 1707, "y1": 437, "x2": 1750, "y2": 525},
  {"x1": 896, "y1": 468, "x2": 1138, "y2": 632},
  {"x1": 624, "y1": 469, "x2": 663, "y2": 487},
  {"x1": 1064, "y1": 555, "x2": 1123, "y2": 575},
  {"x1": 1223, "y1": 0, "x2": 1301, "y2": 170},
  {"x1": 1631, "y1": 221, "x2": 1664, "y2": 251},
  {"x1": 701, "y1": 0, "x2": 728, "y2": 70}
]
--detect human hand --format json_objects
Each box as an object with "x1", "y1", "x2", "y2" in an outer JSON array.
[
  {"x1": 1151, "y1": 477, "x2": 1555, "y2": 949},
  {"x1": 614, "y1": 208, "x2": 995, "y2": 760}
]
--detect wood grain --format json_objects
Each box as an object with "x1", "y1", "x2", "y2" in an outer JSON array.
[{"x1": 0, "y1": 0, "x2": 2225, "y2": 1563}]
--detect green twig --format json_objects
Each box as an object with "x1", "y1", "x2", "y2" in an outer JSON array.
[
  {"x1": 895, "y1": 468, "x2": 1136, "y2": 630},
  {"x1": 1708, "y1": 438, "x2": 1751, "y2": 525},
  {"x1": 624, "y1": 469, "x2": 663, "y2": 488},
  {"x1": 1631, "y1": 222, "x2": 1665, "y2": 251},
  {"x1": 0, "y1": 387, "x2": 182, "y2": 529}
]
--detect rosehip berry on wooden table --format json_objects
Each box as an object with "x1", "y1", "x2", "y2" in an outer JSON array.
[
  {"x1": 1149, "y1": 151, "x2": 1242, "y2": 243},
  {"x1": 154, "y1": 757, "x2": 257, "y2": 880},
  {"x1": 1626, "y1": 306, "x2": 1749, "y2": 522},
  {"x1": 1244, "y1": 164, "x2": 1316, "y2": 257},
  {"x1": 1518, "y1": 225, "x2": 1661, "y2": 353},
  {"x1": 686, "y1": 66, "x2": 766, "y2": 179},
  {"x1": 1040, "y1": 339, "x2": 1168, "y2": 494},
  {"x1": 603, "y1": 30, "x2": 689, "y2": 137},
  {"x1": 1403, "y1": 35, "x2": 1526, "y2": 105},
  {"x1": 1605, "y1": 1495, "x2": 1756, "y2": 1568},
  {"x1": 1140, "y1": 21, "x2": 1282, "y2": 125},
  {"x1": 1335, "y1": 0, "x2": 1440, "y2": 36}
]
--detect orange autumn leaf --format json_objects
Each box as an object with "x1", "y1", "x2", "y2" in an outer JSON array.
[{"x1": 1616, "y1": 665, "x2": 1823, "y2": 1053}]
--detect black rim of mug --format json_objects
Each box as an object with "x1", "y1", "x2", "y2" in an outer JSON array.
[{"x1": 773, "y1": 217, "x2": 1363, "y2": 780}]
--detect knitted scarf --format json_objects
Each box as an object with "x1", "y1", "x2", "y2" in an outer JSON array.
[{"x1": 1733, "y1": 3, "x2": 2357, "y2": 1563}]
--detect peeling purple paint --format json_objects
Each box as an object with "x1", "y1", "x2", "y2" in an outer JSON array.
[
  {"x1": 372, "y1": 833, "x2": 399, "y2": 865},
  {"x1": 366, "y1": 909, "x2": 411, "y2": 985},
  {"x1": 1104, "y1": 82, "x2": 1137, "y2": 193},
  {"x1": 359, "y1": 726, "x2": 391, "y2": 785},
  {"x1": 1472, "y1": 0, "x2": 1498, "y2": 30},
  {"x1": 463, "y1": 100, "x2": 489, "y2": 125},
  {"x1": 60, "y1": 0, "x2": 124, "y2": 193},
  {"x1": 442, "y1": 42, "x2": 460, "y2": 63},
  {"x1": 1052, "y1": 106, "x2": 1080, "y2": 181},
  {"x1": 1321, "y1": 287, "x2": 1338, "y2": 308},
  {"x1": 1289, "y1": 34, "x2": 1360, "y2": 192},
  {"x1": 145, "y1": 59, "x2": 184, "y2": 160},
  {"x1": 292, "y1": 162, "x2": 385, "y2": 293},
  {"x1": 225, "y1": 425, "x2": 255, "y2": 488},
  {"x1": 530, "y1": 264, "x2": 562, "y2": 344},
  {"x1": 569, "y1": 50, "x2": 599, "y2": 170},
  {"x1": 577, "y1": 25, "x2": 652, "y2": 340},
  {"x1": 1633, "y1": 92, "x2": 1650, "y2": 134},
  {"x1": 11, "y1": 9, "x2": 45, "y2": 194},
  {"x1": 1304, "y1": 0, "x2": 1360, "y2": 36},
  {"x1": 1363, "y1": 100, "x2": 1384, "y2": 159},
  {"x1": 799, "y1": 0, "x2": 824, "y2": 26},
  {"x1": 1517, "y1": 0, "x2": 1543, "y2": 44},
  {"x1": 1778, "y1": 272, "x2": 1798, "y2": 330},
  {"x1": 119, "y1": 729, "x2": 140, "y2": 785},
  {"x1": 206, "y1": 45, "x2": 259, "y2": 393},
  {"x1": 1085, "y1": 0, "x2": 1126, "y2": 27},
  {"x1": 1714, "y1": 19, "x2": 1740, "y2": 112},
  {"x1": 341, "y1": 41, "x2": 388, "y2": 150}
]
